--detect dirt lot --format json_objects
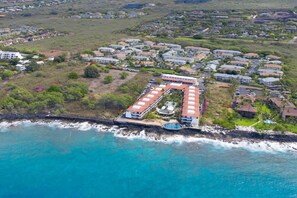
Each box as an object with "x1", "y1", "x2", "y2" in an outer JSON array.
[
  {"x1": 88, "y1": 70, "x2": 137, "y2": 95},
  {"x1": 41, "y1": 50, "x2": 66, "y2": 57}
]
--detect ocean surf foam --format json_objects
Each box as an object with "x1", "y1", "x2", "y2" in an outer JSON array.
[{"x1": 1, "y1": 120, "x2": 297, "y2": 154}]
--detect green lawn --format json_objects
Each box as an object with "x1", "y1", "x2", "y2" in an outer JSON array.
[{"x1": 234, "y1": 118, "x2": 258, "y2": 127}]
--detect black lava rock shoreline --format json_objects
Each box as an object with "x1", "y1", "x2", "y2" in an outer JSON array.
[{"x1": 1, "y1": 113, "x2": 297, "y2": 143}]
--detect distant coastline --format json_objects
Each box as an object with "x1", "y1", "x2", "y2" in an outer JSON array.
[{"x1": 1, "y1": 113, "x2": 297, "y2": 144}]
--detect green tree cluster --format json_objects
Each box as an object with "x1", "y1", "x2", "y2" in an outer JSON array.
[
  {"x1": 103, "y1": 75, "x2": 113, "y2": 84},
  {"x1": 0, "y1": 86, "x2": 64, "y2": 113},
  {"x1": 68, "y1": 72, "x2": 79, "y2": 79},
  {"x1": 26, "y1": 61, "x2": 40, "y2": 72},
  {"x1": 97, "y1": 93, "x2": 132, "y2": 111},
  {"x1": 54, "y1": 54, "x2": 66, "y2": 63},
  {"x1": 84, "y1": 65, "x2": 100, "y2": 78},
  {"x1": 0, "y1": 82, "x2": 88, "y2": 113},
  {"x1": 120, "y1": 72, "x2": 129, "y2": 79},
  {"x1": 1, "y1": 70, "x2": 14, "y2": 80},
  {"x1": 47, "y1": 82, "x2": 88, "y2": 102}
]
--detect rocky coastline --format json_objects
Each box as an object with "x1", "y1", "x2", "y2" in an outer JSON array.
[{"x1": 1, "y1": 113, "x2": 297, "y2": 144}]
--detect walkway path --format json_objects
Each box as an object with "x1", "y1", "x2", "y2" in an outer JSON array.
[{"x1": 249, "y1": 120, "x2": 261, "y2": 127}]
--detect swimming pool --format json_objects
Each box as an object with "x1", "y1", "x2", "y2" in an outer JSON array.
[{"x1": 163, "y1": 123, "x2": 183, "y2": 131}]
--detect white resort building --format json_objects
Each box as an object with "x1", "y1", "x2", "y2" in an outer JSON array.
[
  {"x1": 0, "y1": 51, "x2": 23, "y2": 60},
  {"x1": 161, "y1": 74, "x2": 199, "y2": 86},
  {"x1": 90, "y1": 57, "x2": 119, "y2": 64}
]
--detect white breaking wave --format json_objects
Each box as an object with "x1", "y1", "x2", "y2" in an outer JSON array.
[
  {"x1": 0, "y1": 120, "x2": 297, "y2": 154},
  {"x1": 114, "y1": 130, "x2": 297, "y2": 154}
]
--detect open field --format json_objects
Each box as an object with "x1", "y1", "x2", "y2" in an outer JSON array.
[
  {"x1": 0, "y1": 63, "x2": 135, "y2": 95},
  {"x1": 0, "y1": 15, "x2": 161, "y2": 52},
  {"x1": 1, "y1": 0, "x2": 297, "y2": 53},
  {"x1": 3, "y1": 0, "x2": 297, "y2": 11},
  {"x1": 203, "y1": 83, "x2": 233, "y2": 124},
  {"x1": 88, "y1": 70, "x2": 137, "y2": 95}
]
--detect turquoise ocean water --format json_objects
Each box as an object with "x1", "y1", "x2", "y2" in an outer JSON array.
[{"x1": 0, "y1": 121, "x2": 297, "y2": 197}]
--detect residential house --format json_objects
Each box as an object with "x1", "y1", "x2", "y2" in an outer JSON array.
[
  {"x1": 220, "y1": 65, "x2": 245, "y2": 73},
  {"x1": 180, "y1": 66, "x2": 197, "y2": 75},
  {"x1": 113, "y1": 53, "x2": 126, "y2": 60},
  {"x1": 91, "y1": 57, "x2": 119, "y2": 64},
  {"x1": 144, "y1": 40, "x2": 155, "y2": 46},
  {"x1": 140, "y1": 61, "x2": 154, "y2": 67},
  {"x1": 237, "y1": 103, "x2": 257, "y2": 118},
  {"x1": 269, "y1": 97, "x2": 295, "y2": 112},
  {"x1": 131, "y1": 55, "x2": 150, "y2": 61},
  {"x1": 194, "y1": 53, "x2": 207, "y2": 61},
  {"x1": 282, "y1": 108, "x2": 297, "y2": 122},
  {"x1": 93, "y1": 51, "x2": 104, "y2": 57},
  {"x1": 266, "y1": 55, "x2": 281, "y2": 60},
  {"x1": 213, "y1": 49, "x2": 242, "y2": 57},
  {"x1": 138, "y1": 51, "x2": 155, "y2": 58},
  {"x1": 48, "y1": 57, "x2": 55, "y2": 62},
  {"x1": 165, "y1": 59, "x2": 186, "y2": 66},
  {"x1": 98, "y1": 47, "x2": 115, "y2": 53},
  {"x1": 230, "y1": 60, "x2": 249, "y2": 67},
  {"x1": 185, "y1": 46, "x2": 211, "y2": 54},
  {"x1": 263, "y1": 64, "x2": 282, "y2": 70},
  {"x1": 109, "y1": 44, "x2": 125, "y2": 50},
  {"x1": 234, "y1": 57, "x2": 250, "y2": 62},
  {"x1": 81, "y1": 54, "x2": 92, "y2": 61},
  {"x1": 266, "y1": 60, "x2": 283, "y2": 65},
  {"x1": 258, "y1": 69, "x2": 283, "y2": 77},
  {"x1": 162, "y1": 43, "x2": 182, "y2": 49},
  {"x1": 192, "y1": 63, "x2": 204, "y2": 70},
  {"x1": 16, "y1": 63, "x2": 26, "y2": 71},
  {"x1": 124, "y1": 39, "x2": 141, "y2": 46},
  {"x1": 259, "y1": 77, "x2": 280, "y2": 86},
  {"x1": 151, "y1": 45, "x2": 168, "y2": 51},
  {"x1": 244, "y1": 53, "x2": 259, "y2": 59},
  {"x1": 214, "y1": 73, "x2": 252, "y2": 84},
  {"x1": 204, "y1": 64, "x2": 217, "y2": 72},
  {"x1": 269, "y1": 97, "x2": 297, "y2": 121},
  {"x1": 219, "y1": 53, "x2": 234, "y2": 59}
]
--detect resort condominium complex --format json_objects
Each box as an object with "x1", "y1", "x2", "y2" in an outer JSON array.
[{"x1": 125, "y1": 74, "x2": 200, "y2": 127}]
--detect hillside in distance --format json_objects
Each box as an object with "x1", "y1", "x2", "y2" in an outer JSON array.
[{"x1": 1, "y1": 0, "x2": 297, "y2": 52}]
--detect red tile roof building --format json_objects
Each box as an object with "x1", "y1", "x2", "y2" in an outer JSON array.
[
  {"x1": 180, "y1": 86, "x2": 200, "y2": 126},
  {"x1": 125, "y1": 75, "x2": 200, "y2": 126}
]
